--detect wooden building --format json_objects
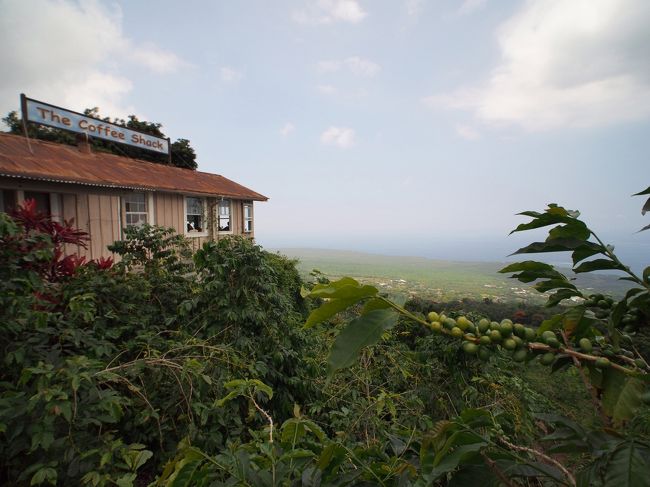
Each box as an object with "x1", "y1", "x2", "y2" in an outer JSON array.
[{"x1": 0, "y1": 133, "x2": 268, "y2": 259}]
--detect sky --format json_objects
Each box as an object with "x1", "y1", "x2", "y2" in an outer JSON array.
[{"x1": 1, "y1": 0, "x2": 649, "y2": 267}]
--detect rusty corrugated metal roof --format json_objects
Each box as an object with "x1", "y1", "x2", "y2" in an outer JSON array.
[{"x1": 0, "y1": 133, "x2": 268, "y2": 201}]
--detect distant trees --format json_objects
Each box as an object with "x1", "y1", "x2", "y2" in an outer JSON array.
[{"x1": 2, "y1": 109, "x2": 198, "y2": 170}]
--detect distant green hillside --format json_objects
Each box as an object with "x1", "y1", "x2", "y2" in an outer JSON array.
[{"x1": 274, "y1": 248, "x2": 632, "y2": 303}]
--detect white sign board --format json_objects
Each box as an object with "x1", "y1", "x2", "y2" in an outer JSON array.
[{"x1": 22, "y1": 95, "x2": 170, "y2": 155}]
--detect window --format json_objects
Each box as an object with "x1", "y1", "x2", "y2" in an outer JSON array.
[
  {"x1": 217, "y1": 199, "x2": 231, "y2": 232},
  {"x1": 124, "y1": 193, "x2": 148, "y2": 227},
  {"x1": 24, "y1": 191, "x2": 51, "y2": 214},
  {"x1": 186, "y1": 197, "x2": 205, "y2": 233},
  {"x1": 0, "y1": 190, "x2": 16, "y2": 213},
  {"x1": 243, "y1": 203, "x2": 253, "y2": 233}
]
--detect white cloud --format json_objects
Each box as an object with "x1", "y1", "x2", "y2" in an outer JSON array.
[
  {"x1": 293, "y1": 0, "x2": 367, "y2": 24},
  {"x1": 220, "y1": 67, "x2": 244, "y2": 83},
  {"x1": 455, "y1": 124, "x2": 481, "y2": 140},
  {"x1": 0, "y1": 0, "x2": 185, "y2": 120},
  {"x1": 321, "y1": 126, "x2": 356, "y2": 148},
  {"x1": 316, "y1": 57, "x2": 380, "y2": 77},
  {"x1": 457, "y1": 0, "x2": 488, "y2": 16},
  {"x1": 316, "y1": 84, "x2": 337, "y2": 95},
  {"x1": 406, "y1": 0, "x2": 424, "y2": 17},
  {"x1": 128, "y1": 43, "x2": 187, "y2": 74},
  {"x1": 280, "y1": 122, "x2": 295, "y2": 136},
  {"x1": 344, "y1": 56, "x2": 381, "y2": 77},
  {"x1": 316, "y1": 60, "x2": 342, "y2": 73},
  {"x1": 426, "y1": 0, "x2": 650, "y2": 131}
]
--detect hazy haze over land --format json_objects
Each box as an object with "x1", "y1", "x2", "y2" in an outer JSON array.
[{"x1": 1, "y1": 0, "x2": 648, "y2": 267}]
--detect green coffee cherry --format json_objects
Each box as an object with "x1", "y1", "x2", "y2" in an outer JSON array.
[
  {"x1": 595, "y1": 357, "x2": 611, "y2": 369},
  {"x1": 524, "y1": 328, "x2": 536, "y2": 341},
  {"x1": 489, "y1": 330, "x2": 502, "y2": 342},
  {"x1": 478, "y1": 319, "x2": 490, "y2": 333},
  {"x1": 546, "y1": 337, "x2": 561, "y2": 349},
  {"x1": 578, "y1": 338, "x2": 592, "y2": 353},
  {"x1": 462, "y1": 342, "x2": 478, "y2": 355},
  {"x1": 478, "y1": 347, "x2": 492, "y2": 361},
  {"x1": 540, "y1": 353, "x2": 556, "y2": 366},
  {"x1": 513, "y1": 323, "x2": 526, "y2": 337},
  {"x1": 539, "y1": 352, "x2": 555, "y2": 365},
  {"x1": 513, "y1": 349, "x2": 528, "y2": 362},
  {"x1": 456, "y1": 316, "x2": 472, "y2": 331}
]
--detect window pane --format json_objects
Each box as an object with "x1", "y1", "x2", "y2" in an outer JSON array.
[
  {"x1": 218, "y1": 216, "x2": 230, "y2": 231},
  {"x1": 187, "y1": 197, "x2": 203, "y2": 215},
  {"x1": 125, "y1": 193, "x2": 146, "y2": 213},
  {"x1": 244, "y1": 205, "x2": 252, "y2": 218},
  {"x1": 187, "y1": 214, "x2": 203, "y2": 232},
  {"x1": 24, "y1": 191, "x2": 51, "y2": 214},
  {"x1": 1, "y1": 190, "x2": 16, "y2": 213},
  {"x1": 219, "y1": 200, "x2": 230, "y2": 216},
  {"x1": 124, "y1": 193, "x2": 147, "y2": 227}
]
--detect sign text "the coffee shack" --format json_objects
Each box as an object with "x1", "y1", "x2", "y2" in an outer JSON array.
[{"x1": 22, "y1": 95, "x2": 169, "y2": 155}]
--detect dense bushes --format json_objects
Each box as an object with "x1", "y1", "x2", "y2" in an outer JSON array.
[
  {"x1": 0, "y1": 206, "x2": 316, "y2": 485},
  {"x1": 1, "y1": 201, "x2": 649, "y2": 486}
]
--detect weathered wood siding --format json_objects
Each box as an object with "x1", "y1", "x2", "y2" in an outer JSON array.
[
  {"x1": 154, "y1": 193, "x2": 184, "y2": 233},
  {"x1": 1, "y1": 179, "x2": 258, "y2": 259},
  {"x1": 61, "y1": 192, "x2": 121, "y2": 260}
]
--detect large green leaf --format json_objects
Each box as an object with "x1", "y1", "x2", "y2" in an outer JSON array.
[
  {"x1": 500, "y1": 460, "x2": 566, "y2": 483},
  {"x1": 572, "y1": 245, "x2": 605, "y2": 265},
  {"x1": 427, "y1": 443, "x2": 486, "y2": 480},
  {"x1": 304, "y1": 297, "x2": 361, "y2": 328},
  {"x1": 361, "y1": 297, "x2": 392, "y2": 314},
  {"x1": 317, "y1": 443, "x2": 347, "y2": 471},
  {"x1": 499, "y1": 261, "x2": 557, "y2": 273},
  {"x1": 603, "y1": 441, "x2": 650, "y2": 487},
  {"x1": 600, "y1": 369, "x2": 645, "y2": 421},
  {"x1": 563, "y1": 306, "x2": 585, "y2": 334},
  {"x1": 547, "y1": 288, "x2": 582, "y2": 307},
  {"x1": 281, "y1": 418, "x2": 306, "y2": 446},
  {"x1": 306, "y1": 277, "x2": 378, "y2": 300},
  {"x1": 499, "y1": 261, "x2": 565, "y2": 282},
  {"x1": 513, "y1": 239, "x2": 601, "y2": 256},
  {"x1": 533, "y1": 279, "x2": 577, "y2": 293},
  {"x1": 573, "y1": 259, "x2": 625, "y2": 274},
  {"x1": 548, "y1": 221, "x2": 590, "y2": 241},
  {"x1": 633, "y1": 186, "x2": 650, "y2": 196},
  {"x1": 328, "y1": 309, "x2": 398, "y2": 373},
  {"x1": 510, "y1": 207, "x2": 578, "y2": 235},
  {"x1": 538, "y1": 314, "x2": 563, "y2": 334},
  {"x1": 164, "y1": 449, "x2": 204, "y2": 487}
]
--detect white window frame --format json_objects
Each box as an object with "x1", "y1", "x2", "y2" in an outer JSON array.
[
  {"x1": 216, "y1": 199, "x2": 232, "y2": 234},
  {"x1": 184, "y1": 196, "x2": 208, "y2": 237},
  {"x1": 243, "y1": 202, "x2": 253, "y2": 233},
  {"x1": 123, "y1": 192, "x2": 149, "y2": 228}
]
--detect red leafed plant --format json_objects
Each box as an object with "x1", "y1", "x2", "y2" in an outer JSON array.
[{"x1": 7, "y1": 199, "x2": 97, "y2": 282}]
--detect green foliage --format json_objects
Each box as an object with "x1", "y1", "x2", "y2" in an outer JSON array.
[
  {"x1": 302, "y1": 188, "x2": 650, "y2": 484},
  {"x1": 0, "y1": 205, "x2": 318, "y2": 485},
  {"x1": 3, "y1": 188, "x2": 650, "y2": 485}
]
